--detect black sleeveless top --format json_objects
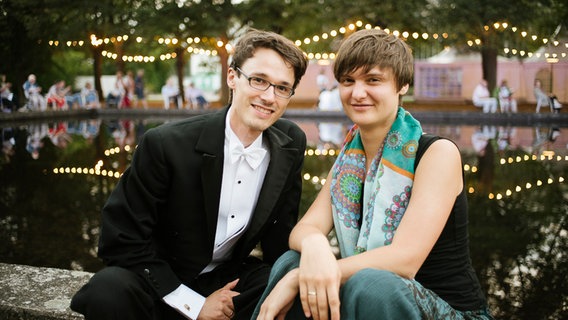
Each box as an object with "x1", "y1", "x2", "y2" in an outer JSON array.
[{"x1": 413, "y1": 134, "x2": 488, "y2": 311}]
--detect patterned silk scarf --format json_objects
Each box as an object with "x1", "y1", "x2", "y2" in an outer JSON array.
[{"x1": 331, "y1": 107, "x2": 423, "y2": 257}]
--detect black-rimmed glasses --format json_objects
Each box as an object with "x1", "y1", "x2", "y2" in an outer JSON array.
[{"x1": 236, "y1": 67, "x2": 295, "y2": 99}]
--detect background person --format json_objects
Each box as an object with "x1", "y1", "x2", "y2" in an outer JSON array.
[
  {"x1": 80, "y1": 82, "x2": 100, "y2": 109},
  {"x1": 498, "y1": 79, "x2": 517, "y2": 113},
  {"x1": 255, "y1": 28, "x2": 491, "y2": 320},
  {"x1": 106, "y1": 71, "x2": 125, "y2": 108},
  {"x1": 185, "y1": 82, "x2": 210, "y2": 110},
  {"x1": 22, "y1": 74, "x2": 46, "y2": 111},
  {"x1": 70, "y1": 28, "x2": 308, "y2": 320},
  {"x1": 134, "y1": 69, "x2": 148, "y2": 109},
  {"x1": 161, "y1": 77, "x2": 181, "y2": 109},
  {"x1": 534, "y1": 79, "x2": 562, "y2": 113},
  {"x1": 46, "y1": 80, "x2": 71, "y2": 110},
  {"x1": 1, "y1": 74, "x2": 19, "y2": 112},
  {"x1": 316, "y1": 68, "x2": 330, "y2": 93},
  {"x1": 317, "y1": 84, "x2": 344, "y2": 147},
  {"x1": 472, "y1": 79, "x2": 497, "y2": 113}
]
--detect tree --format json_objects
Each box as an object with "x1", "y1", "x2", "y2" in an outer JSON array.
[
  {"x1": 3, "y1": 0, "x2": 565, "y2": 106},
  {"x1": 135, "y1": 0, "x2": 239, "y2": 105},
  {"x1": 424, "y1": 0, "x2": 568, "y2": 92},
  {"x1": 49, "y1": 0, "x2": 156, "y2": 100},
  {"x1": 0, "y1": 0, "x2": 55, "y2": 100}
]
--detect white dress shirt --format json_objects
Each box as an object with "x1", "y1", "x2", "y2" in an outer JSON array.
[{"x1": 163, "y1": 108, "x2": 270, "y2": 319}]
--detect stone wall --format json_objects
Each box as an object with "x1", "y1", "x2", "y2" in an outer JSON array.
[{"x1": 0, "y1": 263, "x2": 92, "y2": 320}]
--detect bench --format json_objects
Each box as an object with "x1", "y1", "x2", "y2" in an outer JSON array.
[{"x1": 0, "y1": 263, "x2": 93, "y2": 320}]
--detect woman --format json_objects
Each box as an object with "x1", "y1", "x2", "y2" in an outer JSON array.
[{"x1": 254, "y1": 29, "x2": 492, "y2": 320}]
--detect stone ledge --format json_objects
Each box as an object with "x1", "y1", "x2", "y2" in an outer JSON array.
[{"x1": 0, "y1": 263, "x2": 93, "y2": 320}]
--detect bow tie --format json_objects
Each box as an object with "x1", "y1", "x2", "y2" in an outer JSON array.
[{"x1": 230, "y1": 144, "x2": 267, "y2": 169}]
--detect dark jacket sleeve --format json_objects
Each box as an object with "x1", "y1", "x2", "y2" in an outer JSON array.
[{"x1": 97, "y1": 127, "x2": 182, "y2": 297}]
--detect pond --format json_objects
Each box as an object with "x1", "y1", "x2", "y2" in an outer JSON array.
[{"x1": 0, "y1": 110, "x2": 567, "y2": 319}]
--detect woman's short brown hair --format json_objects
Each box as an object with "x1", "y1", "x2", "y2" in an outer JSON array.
[
  {"x1": 333, "y1": 29, "x2": 413, "y2": 91},
  {"x1": 230, "y1": 29, "x2": 308, "y2": 88}
]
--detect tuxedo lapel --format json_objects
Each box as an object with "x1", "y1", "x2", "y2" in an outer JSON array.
[
  {"x1": 236, "y1": 125, "x2": 297, "y2": 250},
  {"x1": 195, "y1": 108, "x2": 229, "y2": 246}
]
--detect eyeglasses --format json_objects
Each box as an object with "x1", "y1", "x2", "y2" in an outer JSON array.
[{"x1": 236, "y1": 67, "x2": 295, "y2": 99}]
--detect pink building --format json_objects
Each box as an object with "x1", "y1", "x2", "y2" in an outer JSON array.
[
  {"x1": 414, "y1": 46, "x2": 567, "y2": 105},
  {"x1": 292, "y1": 44, "x2": 567, "y2": 107}
]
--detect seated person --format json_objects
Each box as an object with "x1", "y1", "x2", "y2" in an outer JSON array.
[
  {"x1": 161, "y1": 77, "x2": 181, "y2": 109},
  {"x1": 498, "y1": 79, "x2": 517, "y2": 113},
  {"x1": 534, "y1": 79, "x2": 562, "y2": 113},
  {"x1": 1, "y1": 74, "x2": 19, "y2": 112},
  {"x1": 472, "y1": 79, "x2": 497, "y2": 113},
  {"x1": 46, "y1": 80, "x2": 71, "y2": 110},
  {"x1": 317, "y1": 85, "x2": 344, "y2": 147},
  {"x1": 80, "y1": 82, "x2": 100, "y2": 109},
  {"x1": 22, "y1": 74, "x2": 46, "y2": 111},
  {"x1": 106, "y1": 71, "x2": 125, "y2": 108},
  {"x1": 254, "y1": 28, "x2": 492, "y2": 320},
  {"x1": 69, "y1": 29, "x2": 309, "y2": 320},
  {"x1": 185, "y1": 82, "x2": 209, "y2": 109}
]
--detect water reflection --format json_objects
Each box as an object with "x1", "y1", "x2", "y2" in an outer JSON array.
[{"x1": 1, "y1": 118, "x2": 567, "y2": 319}]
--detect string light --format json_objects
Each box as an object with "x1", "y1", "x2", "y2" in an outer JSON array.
[
  {"x1": 51, "y1": 141, "x2": 566, "y2": 198},
  {"x1": 48, "y1": 20, "x2": 567, "y2": 63},
  {"x1": 52, "y1": 144, "x2": 136, "y2": 179},
  {"x1": 464, "y1": 151, "x2": 567, "y2": 199}
]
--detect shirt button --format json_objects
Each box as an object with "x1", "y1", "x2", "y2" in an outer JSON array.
[
  {"x1": 231, "y1": 214, "x2": 235, "y2": 218},
  {"x1": 237, "y1": 180, "x2": 241, "y2": 184}
]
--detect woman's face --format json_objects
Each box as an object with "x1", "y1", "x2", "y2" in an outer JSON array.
[{"x1": 338, "y1": 66, "x2": 408, "y2": 130}]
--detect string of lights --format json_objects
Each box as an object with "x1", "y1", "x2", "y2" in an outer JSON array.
[
  {"x1": 300, "y1": 147, "x2": 567, "y2": 200},
  {"x1": 52, "y1": 148, "x2": 566, "y2": 200},
  {"x1": 47, "y1": 21, "x2": 567, "y2": 62}
]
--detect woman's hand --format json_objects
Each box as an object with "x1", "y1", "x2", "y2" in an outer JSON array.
[
  {"x1": 257, "y1": 269, "x2": 300, "y2": 320},
  {"x1": 298, "y1": 235, "x2": 341, "y2": 320}
]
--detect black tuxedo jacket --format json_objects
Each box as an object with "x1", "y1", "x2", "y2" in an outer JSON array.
[{"x1": 98, "y1": 106, "x2": 306, "y2": 298}]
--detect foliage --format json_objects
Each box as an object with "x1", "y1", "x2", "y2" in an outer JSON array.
[
  {"x1": 466, "y1": 145, "x2": 568, "y2": 319},
  {"x1": 0, "y1": 0, "x2": 566, "y2": 102},
  {"x1": 423, "y1": 0, "x2": 568, "y2": 90}
]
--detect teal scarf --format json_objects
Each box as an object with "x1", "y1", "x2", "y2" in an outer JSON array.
[{"x1": 331, "y1": 107, "x2": 423, "y2": 257}]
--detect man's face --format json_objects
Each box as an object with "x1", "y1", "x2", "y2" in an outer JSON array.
[{"x1": 227, "y1": 48, "x2": 295, "y2": 141}]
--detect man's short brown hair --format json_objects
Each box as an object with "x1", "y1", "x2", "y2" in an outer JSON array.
[{"x1": 230, "y1": 29, "x2": 308, "y2": 88}]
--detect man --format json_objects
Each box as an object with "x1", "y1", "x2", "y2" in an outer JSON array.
[
  {"x1": 70, "y1": 29, "x2": 308, "y2": 320},
  {"x1": 472, "y1": 79, "x2": 497, "y2": 113}
]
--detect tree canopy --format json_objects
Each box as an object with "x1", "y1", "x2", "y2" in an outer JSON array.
[{"x1": 1, "y1": 0, "x2": 565, "y2": 102}]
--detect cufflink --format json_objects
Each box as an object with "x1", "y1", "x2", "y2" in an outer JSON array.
[{"x1": 184, "y1": 304, "x2": 191, "y2": 311}]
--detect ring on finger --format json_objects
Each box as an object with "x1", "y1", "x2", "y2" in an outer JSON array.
[{"x1": 307, "y1": 291, "x2": 317, "y2": 296}]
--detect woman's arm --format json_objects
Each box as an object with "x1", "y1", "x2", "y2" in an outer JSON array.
[
  {"x1": 260, "y1": 139, "x2": 462, "y2": 320},
  {"x1": 289, "y1": 171, "x2": 341, "y2": 320}
]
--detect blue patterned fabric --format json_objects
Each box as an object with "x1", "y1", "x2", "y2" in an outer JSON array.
[{"x1": 330, "y1": 107, "x2": 423, "y2": 257}]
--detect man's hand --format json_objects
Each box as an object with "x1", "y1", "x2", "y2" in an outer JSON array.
[{"x1": 197, "y1": 279, "x2": 240, "y2": 320}]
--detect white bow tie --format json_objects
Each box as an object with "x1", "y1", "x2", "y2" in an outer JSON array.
[{"x1": 230, "y1": 144, "x2": 267, "y2": 169}]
